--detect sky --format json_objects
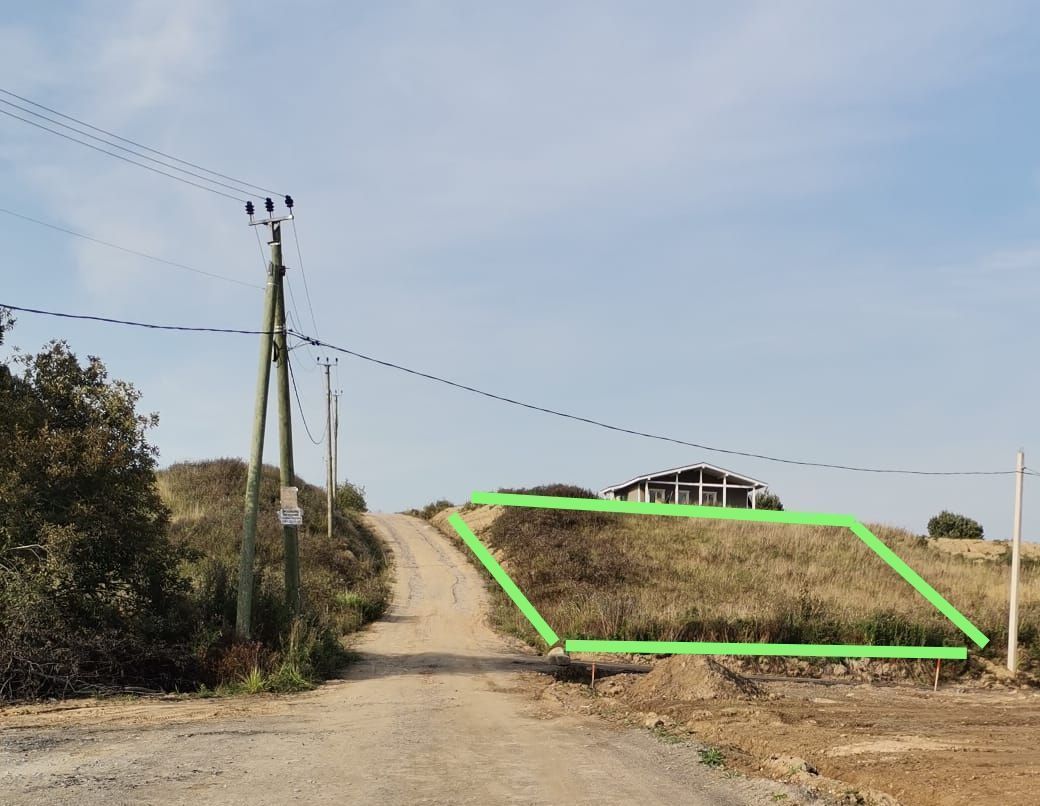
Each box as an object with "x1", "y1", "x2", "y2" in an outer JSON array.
[{"x1": 2, "y1": 1, "x2": 1040, "y2": 539}]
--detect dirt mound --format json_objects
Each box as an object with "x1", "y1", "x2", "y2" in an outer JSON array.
[{"x1": 630, "y1": 656, "x2": 764, "y2": 702}]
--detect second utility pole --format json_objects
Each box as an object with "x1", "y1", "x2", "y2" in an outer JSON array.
[
  {"x1": 332, "y1": 389, "x2": 340, "y2": 490},
  {"x1": 320, "y1": 357, "x2": 336, "y2": 539},
  {"x1": 1008, "y1": 449, "x2": 1025, "y2": 674}
]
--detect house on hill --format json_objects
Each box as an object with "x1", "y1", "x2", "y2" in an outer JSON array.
[{"x1": 599, "y1": 462, "x2": 768, "y2": 508}]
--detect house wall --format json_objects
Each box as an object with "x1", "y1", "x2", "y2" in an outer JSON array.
[
  {"x1": 610, "y1": 477, "x2": 753, "y2": 507},
  {"x1": 607, "y1": 478, "x2": 748, "y2": 503}
]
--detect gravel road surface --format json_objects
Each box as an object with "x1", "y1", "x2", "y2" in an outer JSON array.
[{"x1": 0, "y1": 513, "x2": 795, "y2": 805}]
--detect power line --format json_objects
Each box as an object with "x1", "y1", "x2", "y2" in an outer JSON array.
[
  {"x1": 293, "y1": 331, "x2": 1019, "y2": 477},
  {"x1": 253, "y1": 225, "x2": 316, "y2": 368},
  {"x1": 287, "y1": 352, "x2": 326, "y2": 445},
  {"x1": 0, "y1": 207, "x2": 262, "y2": 290},
  {"x1": 288, "y1": 218, "x2": 320, "y2": 338},
  {"x1": 0, "y1": 303, "x2": 269, "y2": 336},
  {"x1": 285, "y1": 284, "x2": 320, "y2": 369},
  {"x1": 0, "y1": 86, "x2": 282, "y2": 197},
  {"x1": 2, "y1": 300, "x2": 1018, "y2": 478},
  {"x1": 0, "y1": 96, "x2": 265, "y2": 199},
  {"x1": 0, "y1": 107, "x2": 246, "y2": 202}
]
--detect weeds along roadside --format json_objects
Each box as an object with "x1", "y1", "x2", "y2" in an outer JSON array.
[{"x1": 161, "y1": 459, "x2": 391, "y2": 695}]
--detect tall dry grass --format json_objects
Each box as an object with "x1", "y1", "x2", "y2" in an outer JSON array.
[{"x1": 157, "y1": 459, "x2": 390, "y2": 684}]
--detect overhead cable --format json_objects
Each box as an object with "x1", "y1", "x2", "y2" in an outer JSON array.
[
  {"x1": 0, "y1": 86, "x2": 282, "y2": 197},
  {"x1": 0, "y1": 207, "x2": 261, "y2": 289},
  {"x1": 0, "y1": 96, "x2": 265, "y2": 199},
  {"x1": 0, "y1": 107, "x2": 247, "y2": 202},
  {"x1": 0, "y1": 301, "x2": 1022, "y2": 477}
]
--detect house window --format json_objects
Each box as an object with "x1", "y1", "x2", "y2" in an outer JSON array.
[
  {"x1": 702, "y1": 491, "x2": 718, "y2": 506},
  {"x1": 649, "y1": 488, "x2": 667, "y2": 503},
  {"x1": 678, "y1": 490, "x2": 691, "y2": 505}
]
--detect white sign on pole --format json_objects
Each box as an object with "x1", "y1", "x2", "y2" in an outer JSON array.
[{"x1": 278, "y1": 508, "x2": 303, "y2": 526}]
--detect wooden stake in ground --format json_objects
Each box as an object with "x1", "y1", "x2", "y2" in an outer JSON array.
[
  {"x1": 933, "y1": 658, "x2": 941, "y2": 692},
  {"x1": 1008, "y1": 449, "x2": 1025, "y2": 674}
]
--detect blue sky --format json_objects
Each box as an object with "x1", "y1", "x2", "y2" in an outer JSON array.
[{"x1": 2, "y1": 2, "x2": 1040, "y2": 539}]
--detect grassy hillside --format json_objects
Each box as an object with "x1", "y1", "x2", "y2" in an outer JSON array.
[
  {"x1": 158, "y1": 459, "x2": 389, "y2": 686},
  {"x1": 435, "y1": 486, "x2": 1040, "y2": 671}
]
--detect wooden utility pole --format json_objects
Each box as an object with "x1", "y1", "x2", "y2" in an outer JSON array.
[
  {"x1": 236, "y1": 196, "x2": 299, "y2": 639},
  {"x1": 236, "y1": 224, "x2": 277, "y2": 639},
  {"x1": 319, "y1": 358, "x2": 335, "y2": 539},
  {"x1": 332, "y1": 389, "x2": 341, "y2": 489},
  {"x1": 271, "y1": 220, "x2": 301, "y2": 614},
  {"x1": 1008, "y1": 449, "x2": 1025, "y2": 674}
]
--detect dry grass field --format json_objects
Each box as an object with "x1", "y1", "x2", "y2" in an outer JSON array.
[{"x1": 435, "y1": 490, "x2": 1040, "y2": 673}]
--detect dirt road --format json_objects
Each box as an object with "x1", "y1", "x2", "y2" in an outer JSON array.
[{"x1": 0, "y1": 514, "x2": 796, "y2": 805}]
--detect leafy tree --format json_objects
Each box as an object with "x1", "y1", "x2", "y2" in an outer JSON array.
[
  {"x1": 336, "y1": 481, "x2": 368, "y2": 513},
  {"x1": 756, "y1": 491, "x2": 784, "y2": 511},
  {"x1": 0, "y1": 316, "x2": 193, "y2": 698},
  {"x1": 927, "y1": 510, "x2": 984, "y2": 540}
]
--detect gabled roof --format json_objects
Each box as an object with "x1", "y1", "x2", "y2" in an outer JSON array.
[{"x1": 599, "y1": 462, "x2": 768, "y2": 494}]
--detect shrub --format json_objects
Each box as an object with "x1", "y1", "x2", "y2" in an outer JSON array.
[
  {"x1": 756, "y1": 491, "x2": 784, "y2": 511},
  {"x1": 927, "y1": 510, "x2": 984, "y2": 540},
  {"x1": 402, "y1": 499, "x2": 455, "y2": 520},
  {"x1": 0, "y1": 311, "x2": 390, "y2": 701},
  {"x1": 699, "y1": 747, "x2": 725, "y2": 767},
  {"x1": 0, "y1": 320, "x2": 195, "y2": 699},
  {"x1": 336, "y1": 481, "x2": 368, "y2": 513}
]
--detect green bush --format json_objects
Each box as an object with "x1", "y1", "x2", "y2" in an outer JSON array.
[
  {"x1": 0, "y1": 316, "x2": 196, "y2": 699},
  {"x1": 927, "y1": 510, "x2": 984, "y2": 540},
  {"x1": 336, "y1": 481, "x2": 368, "y2": 513},
  {"x1": 0, "y1": 312, "x2": 390, "y2": 701},
  {"x1": 756, "y1": 491, "x2": 784, "y2": 511}
]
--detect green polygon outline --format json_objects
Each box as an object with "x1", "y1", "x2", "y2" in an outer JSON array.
[{"x1": 447, "y1": 491, "x2": 989, "y2": 659}]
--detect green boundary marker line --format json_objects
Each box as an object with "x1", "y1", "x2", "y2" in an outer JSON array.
[
  {"x1": 564, "y1": 641, "x2": 967, "y2": 660},
  {"x1": 453, "y1": 492, "x2": 989, "y2": 657},
  {"x1": 846, "y1": 522, "x2": 989, "y2": 649},
  {"x1": 448, "y1": 513, "x2": 559, "y2": 646},
  {"x1": 472, "y1": 491, "x2": 856, "y2": 527}
]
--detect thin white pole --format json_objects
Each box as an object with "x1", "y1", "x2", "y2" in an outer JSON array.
[{"x1": 1008, "y1": 449, "x2": 1025, "y2": 674}]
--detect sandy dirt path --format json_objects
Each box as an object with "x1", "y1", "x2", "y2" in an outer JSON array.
[{"x1": 0, "y1": 513, "x2": 794, "y2": 805}]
